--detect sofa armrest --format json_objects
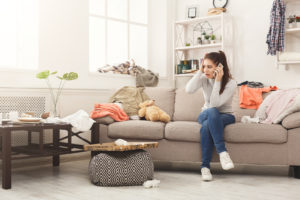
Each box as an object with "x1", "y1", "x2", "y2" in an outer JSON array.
[
  {"x1": 282, "y1": 112, "x2": 300, "y2": 129},
  {"x1": 94, "y1": 116, "x2": 115, "y2": 125}
]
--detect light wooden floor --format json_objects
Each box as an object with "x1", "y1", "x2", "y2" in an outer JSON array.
[{"x1": 1, "y1": 156, "x2": 300, "y2": 200}]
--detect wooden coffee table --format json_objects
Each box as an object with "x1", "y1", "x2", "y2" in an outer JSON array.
[{"x1": 0, "y1": 122, "x2": 100, "y2": 189}]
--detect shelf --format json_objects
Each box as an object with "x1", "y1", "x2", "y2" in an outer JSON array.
[
  {"x1": 175, "y1": 14, "x2": 223, "y2": 25},
  {"x1": 285, "y1": 28, "x2": 300, "y2": 33},
  {"x1": 175, "y1": 73, "x2": 195, "y2": 77},
  {"x1": 285, "y1": 0, "x2": 299, "y2": 3},
  {"x1": 278, "y1": 60, "x2": 300, "y2": 64},
  {"x1": 175, "y1": 43, "x2": 222, "y2": 51}
]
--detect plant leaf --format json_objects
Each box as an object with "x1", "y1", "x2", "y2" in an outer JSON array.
[
  {"x1": 57, "y1": 76, "x2": 63, "y2": 80},
  {"x1": 64, "y1": 72, "x2": 78, "y2": 80},
  {"x1": 36, "y1": 70, "x2": 50, "y2": 79},
  {"x1": 51, "y1": 71, "x2": 58, "y2": 75}
]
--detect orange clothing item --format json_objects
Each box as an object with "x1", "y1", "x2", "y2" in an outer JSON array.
[
  {"x1": 90, "y1": 103, "x2": 129, "y2": 121},
  {"x1": 239, "y1": 85, "x2": 278, "y2": 109}
]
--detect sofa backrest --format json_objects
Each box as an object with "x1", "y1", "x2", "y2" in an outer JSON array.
[
  {"x1": 173, "y1": 87, "x2": 273, "y2": 122},
  {"x1": 144, "y1": 87, "x2": 175, "y2": 120},
  {"x1": 173, "y1": 88, "x2": 205, "y2": 121}
]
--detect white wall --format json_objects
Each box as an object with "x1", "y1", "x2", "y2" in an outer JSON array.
[
  {"x1": 0, "y1": 0, "x2": 174, "y2": 90},
  {"x1": 176, "y1": 0, "x2": 300, "y2": 89}
]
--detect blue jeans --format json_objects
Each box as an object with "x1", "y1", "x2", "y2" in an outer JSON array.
[{"x1": 198, "y1": 107, "x2": 235, "y2": 169}]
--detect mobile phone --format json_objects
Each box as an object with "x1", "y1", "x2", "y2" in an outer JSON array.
[{"x1": 213, "y1": 63, "x2": 223, "y2": 77}]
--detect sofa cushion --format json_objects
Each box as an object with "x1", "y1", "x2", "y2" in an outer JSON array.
[
  {"x1": 232, "y1": 88, "x2": 256, "y2": 122},
  {"x1": 144, "y1": 87, "x2": 175, "y2": 120},
  {"x1": 165, "y1": 121, "x2": 201, "y2": 142},
  {"x1": 282, "y1": 112, "x2": 300, "y2": 129},
  {"x1": 173, "y1": 88, "x2": 205, "y2": 121},
  {"x1": 224, "y1": 123, "x2": 287, "y2": 144},
  {"x1": 94, "y1": 116, "x2": 115, "y2": 125},
  {"x1": 108, "y1": 120, "x2": 164, "y2": 140}
]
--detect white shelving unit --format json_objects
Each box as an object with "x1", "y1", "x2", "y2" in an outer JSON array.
[
  {"x1": 173, "y1": 13, "x2": 232, "y2": 85},
  {"x1": 276, "y1": 0, "x2": 300, "y2": 70}
]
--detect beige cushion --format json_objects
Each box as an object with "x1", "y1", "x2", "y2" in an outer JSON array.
[
  {"x1": 282, "y1": 112, "x2": 300, "y2": 129},
  {"x1": 173, "y1": 88, "x2": 205, "y2": 121},
  {"x1": 144, "y1": 87, "x2": 175, "y2": 120},
  {"x1": 94, "y1": 116, "x2": 115, "y2": 125},
  {"x1": 108, "y1": 120, "x2": 165, "y2": 140},
  {"x1": 165, "y1": 121, "x2": 201, "y2": 142},
  {"x1": 224, "y1": 123, "x2": 287, "y2": 144},
  {"x1": 232, "y1": 88, "x2": 256, "y2": 122}
]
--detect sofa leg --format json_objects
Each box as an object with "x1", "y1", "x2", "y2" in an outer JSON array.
[{"x1": 290, "y1": 166, "x2": 300, "y2": 179}]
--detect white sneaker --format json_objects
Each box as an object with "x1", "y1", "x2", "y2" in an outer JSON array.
[
  {"x1": 219, "y1": 151, "x2": 234, "y2": 170},
  {"x1": 201, "y1": 167, "x2": 213, "y2": 181}
]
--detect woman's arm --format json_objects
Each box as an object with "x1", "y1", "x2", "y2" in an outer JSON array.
[
  {"x1": 209, "y1": 80, "x2": 237, "y2": 107},
  {"x1": 185, "y1": 70, "x2": 205, "y2": 94}
]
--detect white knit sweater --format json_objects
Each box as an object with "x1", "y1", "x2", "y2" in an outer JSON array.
[{"x1": 185, "y1": 70, "x2": 237, "y2": 113}]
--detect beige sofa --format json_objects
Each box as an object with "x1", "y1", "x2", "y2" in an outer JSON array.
[{"x1": 98, "y1": 87, "x2": 300, "y2": 178}]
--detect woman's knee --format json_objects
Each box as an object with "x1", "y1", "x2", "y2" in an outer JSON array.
[{"x1": 206, "y1": 107, "x2": 219, "y2": 119}]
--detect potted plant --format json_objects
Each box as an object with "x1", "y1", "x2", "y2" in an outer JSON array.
[
  {"x1": 197, "y1": 37, "x2": 202, "y2": 45},
  {"x1": 287, "y1": 15, "x2": 296, "y2": 28},
  {"x1": 36, "y1": 70, "x2": 78, "y2": 117},
  {"x1": 201, "y1": 31, "x2": 206, "y2": 41},
  {"x1": 210, "y1": 34, "x2": 216, "y2": 44},
  {"x1": 204, "y1": 35, "x2": 210, "y2": 44}
]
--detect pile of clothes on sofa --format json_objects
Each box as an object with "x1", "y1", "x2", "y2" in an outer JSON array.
[{"x1": 238, "y1": 81, "x2": 300, "y2": 124}]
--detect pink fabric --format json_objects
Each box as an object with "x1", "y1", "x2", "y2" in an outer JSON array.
[{"x1": 261, "y1": 89, "x2": 300, "y2": 124}]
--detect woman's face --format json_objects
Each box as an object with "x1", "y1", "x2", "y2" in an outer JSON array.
[{"x1": 203, "y1": 58, "x2": 217, "y2": 79}]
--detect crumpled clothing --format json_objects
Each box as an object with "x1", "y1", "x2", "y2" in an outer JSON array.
[
  {"x1": 239, "y1": 85, "x2": 278, "y2": 109},
  {"x1": 90, "y1": 103, "x2": 129, "y2": 122},
  {"x1": 109, "y1": 86, "x2": 149, "y2": 116},
  {"x1": 44, "y1": 110, "x2": 95, "y2": 133},
  {"x1": 241, "y1": 116, "x2": 259, "y2": 124}
]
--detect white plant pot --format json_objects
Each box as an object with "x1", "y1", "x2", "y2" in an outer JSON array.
[
  {"x1": 288, "y1": 23, "x2": 295, "y2": 29},
  {"x1": 210, "y1": 40, "x2": 216, "y2": 44}
]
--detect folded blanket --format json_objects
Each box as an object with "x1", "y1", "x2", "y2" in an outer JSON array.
[
  {"x1": 90, "y1": 103, "x2": 129, "y2": 121},
  {"x1": 255, "y1": 89, "x2": 300, "y2": 124}
]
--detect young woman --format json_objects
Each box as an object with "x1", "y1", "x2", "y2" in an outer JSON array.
[{"x1": 185, "y1": 51, "x2": 237, "y2": 181}]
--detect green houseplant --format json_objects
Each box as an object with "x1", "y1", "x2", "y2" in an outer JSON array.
[
  {"x1": 210, "y1": 34, "x2": 216, "y2": 44},
  {"x1": 36, "y1": 70, "x2": 78, "y2": 117}
]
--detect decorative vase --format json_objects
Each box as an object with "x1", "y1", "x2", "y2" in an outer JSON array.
[
  {"x1": 288, "y1": 23, "x2": 295, "y2": 29},
  {"x1": 50, "y1": 102, "x2": 60, "y2": 118}
]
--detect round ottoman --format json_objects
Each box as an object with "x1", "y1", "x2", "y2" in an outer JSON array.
[{"x1": 88, "y1": 149, "x2": 154, "y2": 186}]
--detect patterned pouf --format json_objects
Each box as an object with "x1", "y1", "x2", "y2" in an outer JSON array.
[{"x1": 88, "y1": 149, "x2": 154, "y2": 186}]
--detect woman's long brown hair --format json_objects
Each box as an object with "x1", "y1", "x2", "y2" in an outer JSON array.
[{"x1": 204, "y1": 51, "x2": 232, "y2": 94}]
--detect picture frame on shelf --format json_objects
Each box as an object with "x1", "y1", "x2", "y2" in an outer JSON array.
[{"x1": 188, "y1": 7, "x2": 197, "y2": 19}]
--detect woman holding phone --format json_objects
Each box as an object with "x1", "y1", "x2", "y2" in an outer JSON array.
[{"x1": 185, "y1": 51, "x2": 237, "y2": 181}]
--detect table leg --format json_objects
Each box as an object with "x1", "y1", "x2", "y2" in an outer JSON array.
[
  {"x1": 52, "y1": 129, "x2": 60, "y2": 167},
  {"x1": 91, "y1": 123, "x2": 100, "y2": 157},
  {"x1": 67, "y1": 127, "x2": 72, "y2": 151},
  {"x1": 39, "y1": 129, "x2": 44, "y2": 152},
  {"x1": 2, "y1": 130, "x2": 11, "y2": 189},
  {"x1": 28, "y1": 131, "x2": 32, "y2": 145}
]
